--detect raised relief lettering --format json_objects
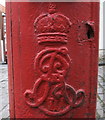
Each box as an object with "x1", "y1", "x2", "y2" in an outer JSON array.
[{"x1": 24, "y1": 3, "x2": 85, "y2": 116}]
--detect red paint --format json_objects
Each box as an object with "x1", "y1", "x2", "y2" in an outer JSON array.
[
  {"x1": 24, "y1": 4, "x2": 85, "y2": 116},
  {"x1": 6, "y1": 2, "x2": 99, "y2": 119}
]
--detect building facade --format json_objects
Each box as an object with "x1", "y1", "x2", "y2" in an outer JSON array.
[{"x1": 0, "y1": 4, "x2": 6, "y2": 63}]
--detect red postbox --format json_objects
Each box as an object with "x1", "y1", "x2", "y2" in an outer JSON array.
[{"x1": 6, "y1": 2, "x2": 99, "y2": 119}]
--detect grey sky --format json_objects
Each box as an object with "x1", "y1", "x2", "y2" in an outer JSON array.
[{"x1": 0, "y1": 0, "x2": 5, "y2": 6}]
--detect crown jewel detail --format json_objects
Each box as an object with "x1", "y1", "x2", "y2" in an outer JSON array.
[{"x1": 34, "y1": 3, "x2": 72, "y2": 44}]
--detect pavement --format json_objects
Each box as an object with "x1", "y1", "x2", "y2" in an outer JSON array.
[
  {"x1": 0, "y1": 64, "x2": 9, "y2": 119},
  {"x1": 0, "y1": 64, "x2": 104, "y2": 119},
  {"x1": 97, "y1": 65, "x2": 105, "y2": 118}
]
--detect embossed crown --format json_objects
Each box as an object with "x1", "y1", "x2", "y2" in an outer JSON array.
[{"x1": 34, "y1": 3, "x2": 72, "y2": 44}]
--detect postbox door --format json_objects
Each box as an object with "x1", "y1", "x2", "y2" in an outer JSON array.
[{"x1": 6, "y1": 2, "x2": 99, "y2": 118}]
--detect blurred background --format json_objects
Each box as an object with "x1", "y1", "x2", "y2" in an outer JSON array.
[{"x1": 0, "y1": 0, "x2": 104, "y2": 119}]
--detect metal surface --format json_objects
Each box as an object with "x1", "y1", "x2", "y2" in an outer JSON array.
[{"x1": 6, "y1": 2, "x2": 99, "y2": 119}]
